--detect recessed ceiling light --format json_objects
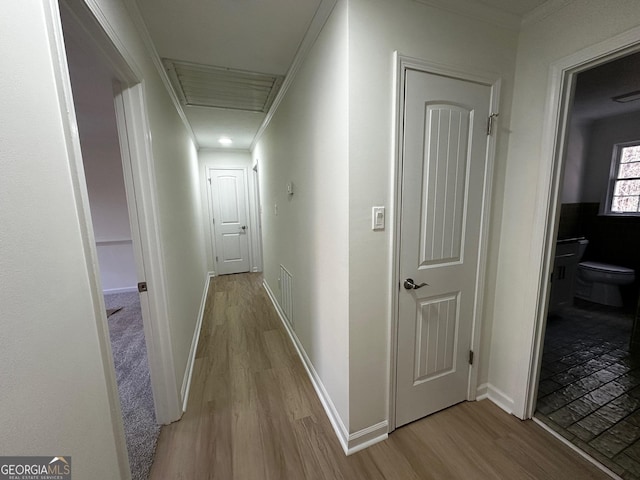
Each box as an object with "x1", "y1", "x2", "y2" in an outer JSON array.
[
  {"x1": 612, "y1": 90, "x2": 640, "y2": 103},
  {"x1": 218, "y1": 137, "x2": 233, "y2": 146}
]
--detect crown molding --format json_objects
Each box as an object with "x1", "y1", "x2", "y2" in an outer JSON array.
[
  {"x1": 124, "y1": 0, "x2": 199, "y2": 148},
  {"x1": 250, "y1": 0, "x2": 338, "y2": 151},
  {"x1": 521, "y1": 0, "x2": 574, "y2": 28},
  {"x1": 413, "y1": 0, "x2": 522, "y2": 31}
]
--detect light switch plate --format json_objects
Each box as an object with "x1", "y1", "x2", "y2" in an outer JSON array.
[{"x1": 372, "y1": 206, "x2": 385, "y2": 230}]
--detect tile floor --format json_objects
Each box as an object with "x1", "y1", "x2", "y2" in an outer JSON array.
[{"x1": 536, "y1": 299, "x2": 640, "y2": 479}]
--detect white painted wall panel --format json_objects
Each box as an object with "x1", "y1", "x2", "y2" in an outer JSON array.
[
  {"x1": 0, "y1": 2, "x2": 124, "y2": 476},
  {"x1": 347, "y1": 0, "x2": 518, "y2": 432},
  {"x1": 495, "y1": 0, "x2": 640, "y2": 416},
  {"x1": 253, "y1": 0, "x2": 350, "y2": 429}
]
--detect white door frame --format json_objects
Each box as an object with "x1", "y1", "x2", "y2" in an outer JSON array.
[
  {"x1": 207, "y1": 166, "x2": 255, "y2": 274},
  {"x1": 523, "y1": 28, "x2": 640, "y2": 419},
  {"x1": 388, "y1": 53, "x2": 501, "y2": 431},
  {"x1": 50, "y1": 0, "x2": 181, "y2": 433}
]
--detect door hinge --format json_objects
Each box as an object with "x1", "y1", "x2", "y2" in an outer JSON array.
[
  {"x1": 138, "y1": 282, "x2": 148, "y2": 293},
  {"x1": 215, "y1": 256, "x2": 218, "y2": 262},
  {"x1": 212, "y1": 217, "x2": 215, "y2": 225},
  {"x1": 208, "y1": 178, "x2": 211, "y2": 184},
  {"x1": 487, "y1": 113, "x2": 499, "y2": 136},
  {"x1": 469, "y1": 350, "x2": 474, "y2": 365}
]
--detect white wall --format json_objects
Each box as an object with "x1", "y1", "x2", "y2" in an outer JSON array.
[
  {"x1": 64, "y1": 25, "x2": 138, "y2": 293},
  {"x1": 347, "y1": 0, "x2": 518, "y2": 432},
  {"x1": 0, "y1": 1, "x2": 125, "y2": 477},
  {"x1": 198, "y1": 149, "x2": 261, "y2": 274},
  {"x1": 88, "y1": 0, "x2": 208, "y2": 394},
  {"x1": 0, "y1": 0, "x2": 207, "y2": 475},
  {"x1": 252, "y1": 0, "x2": 350, "y2": 428},
  {"x1": 492, "y1": 0, "x2": 640, "y2": 417}
]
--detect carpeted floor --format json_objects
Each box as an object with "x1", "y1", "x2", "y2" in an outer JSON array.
[{"x1": 104, "y1": 292, "x2": 160, "y2": 480}]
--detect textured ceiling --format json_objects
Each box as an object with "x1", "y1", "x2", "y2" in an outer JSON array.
[
  {"x1": 573, "y1": 51, "x2": 640, "y2": 122},
  {"x1": 135, "y1": 0, "x2": 322, "y2": 150},
  {"x1": 134, "y1": 0, "x2": 552, "y2": 150},
  {"x1": 474, "y1": 0, "x2": 547, "y2": 16}
]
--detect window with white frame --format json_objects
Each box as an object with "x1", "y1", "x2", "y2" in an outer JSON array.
[{"x1": 608, "y1": 142, "x2": 640, "y2": 214}]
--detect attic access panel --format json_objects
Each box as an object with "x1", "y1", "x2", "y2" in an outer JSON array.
[{"x1": 163, "y1": 59, "x2": 284, "y2": 113}]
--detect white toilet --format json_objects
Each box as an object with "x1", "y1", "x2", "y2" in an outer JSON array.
[{"x1": 575, "y1": 242, "x2": 635, "y2": 307}]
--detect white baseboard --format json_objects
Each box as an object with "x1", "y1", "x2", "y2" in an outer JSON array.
[
  {"x1": 103, "y1": 286, "x2": 138, "y2": 294},
  {"x1": 476, "y1": 382, "x2": 515, "y2": 415},
  {"x1": 347, "y1": 421, "x2": 388, "y2": 454},
  {"x1": 180, "y1": 272, "x2": 213, "y2": 411},
  {"x1": 263, "y1": 280, "x2": 388, "y2": 455}
]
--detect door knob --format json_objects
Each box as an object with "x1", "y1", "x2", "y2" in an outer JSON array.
[
  {"x1": 241, "y1": 225, "x2": 246, "y2": 230},
  {"x1": 404, "y1": 278, "x2": 428, "y2": 290}
]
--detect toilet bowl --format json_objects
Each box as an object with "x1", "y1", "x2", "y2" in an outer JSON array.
[{"x1": 575, "y1": 261, "x2": 635, "y2": 307}]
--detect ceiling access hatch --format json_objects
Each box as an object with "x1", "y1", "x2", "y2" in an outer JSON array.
[{"x1": 163, "y1": 59, "x2": 284, "y2": 113}]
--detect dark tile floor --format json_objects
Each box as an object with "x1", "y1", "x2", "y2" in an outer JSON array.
[{"x1": 536, "y1": 299, "x2": 640, "y2": 479}]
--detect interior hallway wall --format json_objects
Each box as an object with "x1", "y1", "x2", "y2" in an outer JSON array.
[
  {"x1": 64, "y1": 21, "x2": 138, "y2": 294},
  {"x1": 252, "y1": 0, "x2": 350, "y2": 429},
  {"x1": 347, "y1": 0, "x2": 519, "y2": 432},
  {"x1": 492, "y1": 0, "x2": 640, "y2": 417},
  {"x1": 198, "y1": 149, "x2": 261, "y2": 275},
  {"x1": 0, "y1": 0, "x2": 208, "y2": 473},
  {"x1": 0, "y1": 1, "x2": 125, "y2": 477},
  {"x1": 91, "y1": 0, "x2": 208, "y2": 396}
]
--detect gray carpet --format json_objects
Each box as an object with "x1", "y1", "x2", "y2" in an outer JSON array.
[{"x1": 104, "y1": 292, "x2": 160, "y2": 480}]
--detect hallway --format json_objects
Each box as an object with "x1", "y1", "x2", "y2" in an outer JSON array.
[{"x1": 149, "y1": 273, "x2": 610, "y2": 479}]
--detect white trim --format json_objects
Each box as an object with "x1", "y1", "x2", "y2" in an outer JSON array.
[
  {"x1": 207, "y1": 167, "x2": 255, "y2": 274},
  {"x1": 44, "y1": 2, "x2": 130, "y2": 477},
  {"x1": 532, "y1": 418, "x2": 623, "y2": 480},
  {"x1": 476, "y1": 383, "x2": 515, "y2": 415},
  {"x1": 264, "y1": 280, "x2": 388, "y2": 454},
  {"x1": 250, "y1": 0, "x2": 337, "y2": 150},
  {"x1": 123, "y1": 0, "x2": 198, "y2": 148},
  {"x1": 70, "y1": 0, "x2": 183, "y2": 425},
  {"x1": 389, "y1": 52, "x2": 501, "y2": 432},
  {"x1": 198, "y1": 147, "x2": 251, "y2": 154},
  {"x1": 181, "y1": 272, "x2": 212, "y2": 412},
  {"x1": 103, "y1": 287, "x2": 138, "y2": 295},
  {"x1": 263, "y1": 280, "x2": 349, "y2": 452},
  {"x1": 522, "y1": 26, "x2": 640, "y2": 420},
  {"x1": 413, "y1": 0, "x2": 521, "y2": 30},
  {"x1": 521, "y1": 0, "x2": 574, "y2": 28},
  {"x1": 347, "y1": 422, "x2": 389, "y2": 455}
]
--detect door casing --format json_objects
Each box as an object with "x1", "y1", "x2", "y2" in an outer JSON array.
[
  {"x1": 389, "y1": 53, "x2": 501, "y2": 432},
  {"x1": 523, "y1": 30, "x2": 640, "y2": 420},
  {"x1": 208, "y1": 167, "x2": 253, "y2": 275},
  {"x1": 50, "y1": 0, "x2": 183, "y2": 447}
]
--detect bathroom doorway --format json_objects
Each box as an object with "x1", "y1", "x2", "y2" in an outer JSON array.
[{"x1": 535, "y1": 50, "x2": 640, "y2": 477}]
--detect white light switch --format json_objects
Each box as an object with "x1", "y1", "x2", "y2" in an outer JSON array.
[{"x1": 372, "y1": 206, "x2": 385, "y2": 230}]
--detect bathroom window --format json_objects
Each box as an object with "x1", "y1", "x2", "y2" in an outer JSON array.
[{"x1": 607, "y1": 142, "x2": 640, "y2": 214}]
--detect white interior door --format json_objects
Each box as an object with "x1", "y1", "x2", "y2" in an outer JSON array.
[
  {"x1": 395, "y1": 69, "x2": 492, "y2": 427},
  {"x1": 210, "y1": 168, "x2": 251, "y2": 275}
]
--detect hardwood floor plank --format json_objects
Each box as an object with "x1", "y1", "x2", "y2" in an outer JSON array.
[{"x1": 149, "y1": 273, "x2": 611, "y2": 480}]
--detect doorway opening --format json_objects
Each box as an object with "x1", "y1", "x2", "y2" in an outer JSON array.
[
  {"x1": 389, "y1": 55, "x2": 500, "y2": 431},
  {"x1": 57, "y1": 3, "x2": 170, "y2": 478},
  {"x1": 533, "y1": 49, "x2": 640, "y2": 478}
]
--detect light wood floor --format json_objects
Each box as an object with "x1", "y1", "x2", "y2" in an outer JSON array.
[{"x1": 149, "y1": 273, "x2": 611, "y2": 479}]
